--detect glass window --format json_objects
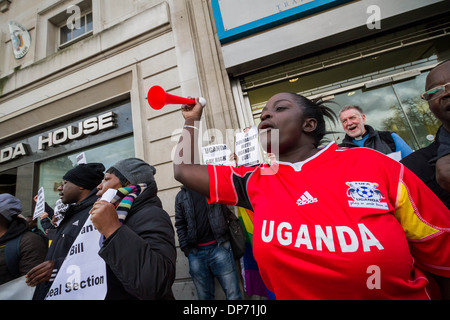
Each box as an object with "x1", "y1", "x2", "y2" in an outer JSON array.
[
  {"x1": 392, "y1": 75, "x2": 441, "y2": 148},
  {"x1": 323, "y1": 73, "x2": 440, "y2": 150},
  {"x1": 86, "y1": 11, "x2": 93, "y2": 32},
  {"x1": 72, "y1": 14, "x2": 86, "y2": 39},
  {"x1": 60, "y1": 24, "x2": 72, "y2": 44},
  {"x1": 39, "y1": 135, "x2": 134, "y2": 208},
  {"x1": 59, "y1": 12, "x2": 93, "y2": 47}
]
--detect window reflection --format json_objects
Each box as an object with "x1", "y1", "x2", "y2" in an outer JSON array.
[
  {"x1": 244, "y1": 19, "x2": 449, "y2": 152},
  {"x1": 325, "y1": 73, "x2": 441, "y2": 150}
]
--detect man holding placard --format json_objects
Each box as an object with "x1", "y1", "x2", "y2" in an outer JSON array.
[{"x1": 26, "y1": 163, "x2": 105, "y2": 300}]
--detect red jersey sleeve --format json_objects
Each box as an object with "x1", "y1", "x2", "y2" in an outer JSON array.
[
  {"x1": 207, "y1": 164, "x2": 257, "y2": 211},
  {"x1": 396, "y1": 164, "x2": 450, "y2": 278}
]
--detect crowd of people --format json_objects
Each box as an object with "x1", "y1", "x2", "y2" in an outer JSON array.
[
  {"x1": 1, "y1": 159, "x2": 177, "y2": 300},
  {"x1": 0, "y1": 60, "x2": 449, "y2": 300}
]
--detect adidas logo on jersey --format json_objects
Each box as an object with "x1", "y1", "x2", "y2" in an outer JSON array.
[{"x1": 296, "y1": 191, "x2": 318, "y2": 206}]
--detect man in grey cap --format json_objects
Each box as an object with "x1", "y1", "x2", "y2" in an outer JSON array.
[
  {"x1": 91, "y1": 158, "x2": 176, "y2": 299},
  {"x1": 0, "y1": 194, "x2": 47, "y2": 285}
]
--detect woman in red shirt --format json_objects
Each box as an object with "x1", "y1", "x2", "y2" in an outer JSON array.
[{"x1": 173, "y1": 93, "x2": 450, "y2": 299}]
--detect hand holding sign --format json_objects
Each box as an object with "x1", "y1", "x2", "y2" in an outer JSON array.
[{"x1": 89, "y1": 189, "x2": 121, "y2": 239}]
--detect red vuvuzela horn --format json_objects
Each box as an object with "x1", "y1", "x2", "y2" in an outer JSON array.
[{"x1": 147, "y1": 85, "x2": 206, "y2": 110}]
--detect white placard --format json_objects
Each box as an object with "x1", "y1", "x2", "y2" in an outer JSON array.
[
  {"x1": 45, "y1": 188, "x2": 117, "y2": 300},
  {"x1": 235, "y1": 126, "x2": 260, "y2": 166},
  {"x1": 76, "y1": 152, "x2": 87, "y2": 164},
  {"x1": 45, "y1": 219, "x2": 107, "y2": 300},
  {"x1": 202, "y1": 144, "x2": 232, "y2": 165},
  {"x1": 100, "y1": 188, "x2": 117, "y2": 202},
  {"x1": 33, "y1": 187, "x2": 45, "y2": 220},
  {"x1": 0, "y1": 276, "x2": 35, "y2": 300},
  {"x1": 52, "y1": 199, "x2": 69, "y2": 227}
]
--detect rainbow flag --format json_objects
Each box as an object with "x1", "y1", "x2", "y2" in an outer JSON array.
[{"x1": 237, "y1": 206, "x2": 272, "y2": 298}]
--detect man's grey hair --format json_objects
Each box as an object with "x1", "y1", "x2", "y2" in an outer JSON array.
[{"x1": 338, "y1": 105, "x2": 365, "y2": 117}]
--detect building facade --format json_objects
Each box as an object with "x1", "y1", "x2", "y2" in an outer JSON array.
[
  {"x1": 1, "y1": 0, "x2": 449, "y2": 300},
  {"x1": 213, "y1": 0, "x2": 450, "y2": 149},
  {"x1": 0, "y1": 0, "x2": 237, "y2": 300}
]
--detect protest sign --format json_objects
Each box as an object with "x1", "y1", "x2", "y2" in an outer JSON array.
[
  {"x1": 45, "y1": 217, "x2": 107, "y2": 300},
  {"x1": 202, "y1": 144, "x2": 232, "y2": 165},
  {"x1": 235, "y1": 126, "x2": 260, "y2": 166},
  {"x1": 53, "y1": 199, "x2": 69, "y2": 227},
  {"x1": 45, "y1": 189, "x2": 117, "y2": 300},
  {"x1": 76, "y1": 152, "x2": 87, "y2": 164},
  {"x1": 33, "y1": 187, "x2": 45, "y2": 220},
  {"x1": 0, "y1": 276, "x2": 35, "y2": 300}
]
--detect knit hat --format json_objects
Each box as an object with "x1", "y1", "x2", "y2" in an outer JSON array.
[
  {"x1": 109, "y1": 158, "x2": 156, "y2": 185},
  {"x1": 0, "y1": 194, "x2": 22, "y2": 222},
  {"x1": 63, "y1": 163, "x2": 105, "y2": 190}
]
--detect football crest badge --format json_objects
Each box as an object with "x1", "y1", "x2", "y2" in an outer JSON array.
[{"x1": 346, "y1": 181, "x2": 388, "y2": 210}]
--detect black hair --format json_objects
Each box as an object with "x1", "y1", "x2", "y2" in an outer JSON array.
[{"x1": 289, "y1": 93, "x2": 338, "y2": 147}]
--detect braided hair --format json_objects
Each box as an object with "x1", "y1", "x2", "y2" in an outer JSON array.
[{"x1": 288, "y1": 93, "x2": 338, "y2": 147}]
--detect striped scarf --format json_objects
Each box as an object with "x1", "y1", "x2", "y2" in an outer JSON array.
[{"x1": 110, "y1": 184, "x2": 147, "y2": 223}]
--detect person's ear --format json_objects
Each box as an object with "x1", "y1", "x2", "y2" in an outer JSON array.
[{"x1": 303, "y1": 118, "x2": 317, "y2": 133}]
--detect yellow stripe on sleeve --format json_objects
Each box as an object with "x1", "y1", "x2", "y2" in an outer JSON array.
[{"x1": 395, "y1": 182, "x2": 439, "y2": 240}]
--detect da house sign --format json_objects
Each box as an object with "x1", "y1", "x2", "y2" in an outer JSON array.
[{"x1": 0, "y1": 112, "x2": 116, "y2": 165}]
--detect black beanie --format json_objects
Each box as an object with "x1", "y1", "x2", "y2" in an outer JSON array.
[{"x1": 63, "y1": 163, "x2": 105, "y2": 190}]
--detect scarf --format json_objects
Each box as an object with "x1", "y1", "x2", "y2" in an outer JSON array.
[{"x1": 110, "y1": 184, "x2": 147, "y2": 223}]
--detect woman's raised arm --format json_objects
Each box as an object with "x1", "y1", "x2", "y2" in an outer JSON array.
[{"x1": 173, "y1": 98, "x2": 210, "y2": 197}]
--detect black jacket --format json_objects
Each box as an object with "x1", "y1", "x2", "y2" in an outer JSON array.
[
  {"x1": 0, "y1": 218, "x2": 48, "y2": 285},
  {"x1": 339, "y1": 125, "x2": 396, "y2": 155},
  {"x1": 401, "y1": 126, "x2": 450, "y2": 209},
  {"x1": 175, "y1": 186, "x2": 231, "y2": 256},
  {"x1": 33, "y1": 188, "x2": 98, "y2": 300},
  {"x1": 99, "y1": 182, "x2": 176, "y2": 300}
]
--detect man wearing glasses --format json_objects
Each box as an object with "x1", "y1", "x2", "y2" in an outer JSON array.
[
  {"x1": 401, "y1": 60, "x2": 450, "y2": 208},
  {"x1": 401, "y1": 59, "x2": 450, "y2": 299}
]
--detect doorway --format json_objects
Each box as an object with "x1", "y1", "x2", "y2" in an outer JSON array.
[{"x1": 0, "y1": 168, "x2": 17, "y2": 195}]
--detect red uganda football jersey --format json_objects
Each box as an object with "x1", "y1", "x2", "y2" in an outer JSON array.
[{"x1": 207, "y1": 142, "x2": 450, "y2": 299}]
